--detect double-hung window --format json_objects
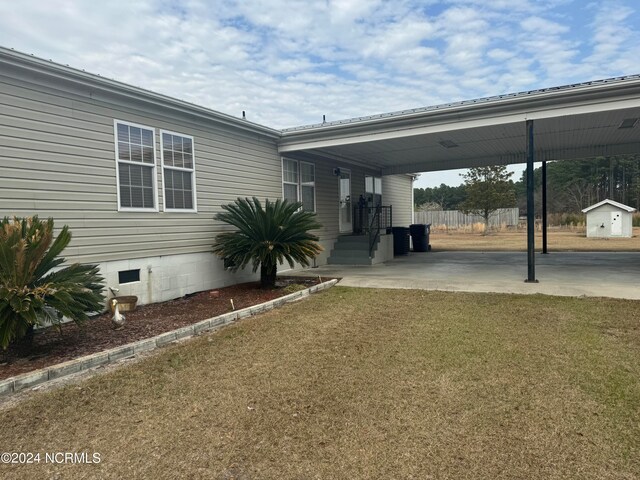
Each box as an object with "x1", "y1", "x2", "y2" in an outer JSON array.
[
  {"x1": 365, "y1": 175, "x2": 382, "y2": 206},
  {"x1": 282, "y1": 159, "x2": 315, "y2": 212},
  {"x1": 300, "y1": 162, "x2": 315, "y2": 212},
  {"x1": 161, "y1": 131, "x2": 197, "y2": 211},
  {"x1": 282, "y1": 159, "x2": 299, "y2": 204},
  {"x1": 115, "y1": 121, "x2": 157, "y2": 211}
]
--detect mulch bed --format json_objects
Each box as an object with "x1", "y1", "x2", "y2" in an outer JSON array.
[{"x1": 0, "y1": 276, "x2": 324, "y2": 381}]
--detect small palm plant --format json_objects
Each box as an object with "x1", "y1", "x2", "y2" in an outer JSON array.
[
  {"x1": 213, "y1": 197, "x2": 323, "y2": 288},
  {"x1": 0, "y1": 216, "x2": 105, "y2": 349}
]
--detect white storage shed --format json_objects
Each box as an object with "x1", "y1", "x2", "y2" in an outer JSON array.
[{"x1": 582, "y1": 199, "x2": 636, "y2": 238}]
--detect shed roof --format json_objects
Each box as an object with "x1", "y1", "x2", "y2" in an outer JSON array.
[{"x1": 582, "y1": 199, "x2": 637, "y2": 213}]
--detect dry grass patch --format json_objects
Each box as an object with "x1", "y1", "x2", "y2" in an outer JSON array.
[
  {"x1": 430, "y1": 227, "x2": 640, "y2": 252},
  {"x1": 1, "y1": 288, "x2": 639, "y2": 479}
]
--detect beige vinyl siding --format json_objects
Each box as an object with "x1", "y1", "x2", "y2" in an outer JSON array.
[
  {"x1": 0, "y1": 65, "x2": 281, "y2": 263},
  {"x1": 283, "y1": 154, "x2": 382, "y2": 261},
  {"x1": 382, "y1": 174, "x2": 414, "y2": 227},
  {"x1": 312, "y1": 157, "x2": 340, "y2": 242}
]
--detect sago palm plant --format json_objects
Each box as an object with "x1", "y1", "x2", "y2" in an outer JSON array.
[
  {"x1": 212, "y1": 197, "x2": 323, "y2": 288},
  {"x1": 0, "y1": 216, "x2": 105, "y2": 349}
]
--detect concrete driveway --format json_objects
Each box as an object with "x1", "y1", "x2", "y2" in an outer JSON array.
[{"x1": 294, "y1": 252, "x2": 640, "y2": 300}]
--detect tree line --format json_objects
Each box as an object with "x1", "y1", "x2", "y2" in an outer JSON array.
[
  {"x1": 514, "y1": 155, "x2": 640, "y2": 214},
  {"x1": 415, "y1": 155, "x2": 640, "y2": 214}
]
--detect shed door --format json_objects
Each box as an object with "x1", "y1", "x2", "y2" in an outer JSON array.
[{"x1": 611, "y1": 212, "x2": 622, "y2": 236}]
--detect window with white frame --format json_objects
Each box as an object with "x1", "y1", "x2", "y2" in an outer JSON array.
[
  {"x1": 115, "y1": 121, "x2": 157, "y2": 210},
  {"x1": 161, "y1": 131, "x2": 196, "y2": 211},
  {"x1": 300, "y1": 162, "x2": 315, "y2": 212},
  {"x1": 282, "y1": 159, "x2": 315, "y2": 211},
  {"x1": 282, "y1": 159, "x2": 299, "y2": 204},
  {"x1": 365, "y1": 175, "x2": 382, "y2": 206}
]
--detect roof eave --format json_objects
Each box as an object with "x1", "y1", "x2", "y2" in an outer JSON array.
[
  {"x1": 280, "y1": 76, "x2": 640, "y2": 140},
  {"x1": 0, "y1": 47, "x2": 281, "y2": 139},
  {"x1": 582, "y1": 199, "x2": 637, "y2": 213}
]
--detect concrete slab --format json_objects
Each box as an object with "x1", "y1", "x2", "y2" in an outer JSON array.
[{"x1": 291, "y1": 252, "x2": 640, "y2": 299}]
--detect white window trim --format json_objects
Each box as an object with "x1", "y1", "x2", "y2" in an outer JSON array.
[
  {"x1": 281, "y1": 158, "x2": 316, "y2": 212},
  {"x1": 299, "y1": 160, "x2": 317, "y2": 213},
  {"x1": 159, "y1": 129, "x2": 198, "y2": 213},
  {"x1": 281, "y1": 157, "x2": 300, "y2": 203},
  {"x1": 114, "y1": 119, "x2": 159, "y2": 213}
]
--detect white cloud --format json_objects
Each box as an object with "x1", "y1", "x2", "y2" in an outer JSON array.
[
  {"x1": 0, "y1": 0, "x2": 638, "y2": 141},
  {"x1": 521, "y1": 16, "x2": 570, "y2": 35}
]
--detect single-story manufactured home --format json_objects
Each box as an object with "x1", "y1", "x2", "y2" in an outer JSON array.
[
  {"x1": 582, "y1": 199, "x2": 636, "y2": 238},
  {"x1": 0, "y1": 47, "x2": 414, "y2": 304},
  {"x1": 3, "y1": 47, "x2": 640, "y2": 293}
]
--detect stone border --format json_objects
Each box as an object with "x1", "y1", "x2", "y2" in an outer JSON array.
[{"x1": 0, "y1": 279, "x2": 338, "y2": 398}]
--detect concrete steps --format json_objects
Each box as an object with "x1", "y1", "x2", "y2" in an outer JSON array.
[{"x1": 327, "y1": 235, "x2": 380, "y2": 265}]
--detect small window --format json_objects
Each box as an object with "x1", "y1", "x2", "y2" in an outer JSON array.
[
  {"x1": 114, "y1": 121, "x2": 157, "y2": 211},
  {"x1": 118, "y1": 269, "x2": 140, "y2": 284},
  {"x1": 281, "y1": 159, "x2": 315, "y2": 212},
  {"x1": 161, "y1": 131, "x2": 197, "y2": 211}
]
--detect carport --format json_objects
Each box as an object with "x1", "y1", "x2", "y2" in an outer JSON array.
[
  {"x1": 290, "y1": 251, "x2": 640, "y2": 300},
  {"x1": 278, "y1": 75, "x2": 640, "y2": 283}
]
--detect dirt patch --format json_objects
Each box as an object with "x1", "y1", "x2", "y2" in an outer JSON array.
[
  {"x1": 429, "y1": 226, "x2": 640, "y2": 252},
  {"x1": 0, "y1": 276, "x2": 323, "y2": 381}
]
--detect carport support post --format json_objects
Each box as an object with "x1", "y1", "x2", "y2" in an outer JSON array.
[
  {"x1": 525, "y1": 120, "x2": 538, "y2": 282},
  {"x1": 542, "y1": 160, "x2": 548, "y2": 254}
]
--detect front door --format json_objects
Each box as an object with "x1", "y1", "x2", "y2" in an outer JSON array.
[{"x1": 339, "y1": 169, "x2": 352, "y2": 233}]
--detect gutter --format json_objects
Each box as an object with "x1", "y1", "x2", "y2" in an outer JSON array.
[{"x1": 279, "y1": 75, "x2": 640, "y2": 141}]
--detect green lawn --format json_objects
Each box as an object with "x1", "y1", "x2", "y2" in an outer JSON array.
[{"x1": 1, "y1": 287, "x2": 639, "y2": 479}]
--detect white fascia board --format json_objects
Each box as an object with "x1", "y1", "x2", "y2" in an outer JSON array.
[
  {"x1": 281, "y1": 77, "x2": 640, "y2": 135},
  {"x1": 278, "y1": 113, "x2": 526, "y2": 152},
  {"x1": 279, "y1": 96, "x2": 640, "y2": 153}
]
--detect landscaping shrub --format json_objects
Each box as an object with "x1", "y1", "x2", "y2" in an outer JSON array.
[
  {"x1": 0, "y1": 216, "x2": 105, "y2": 349},
  {"x1": 212, "y1": 197, "x2": 323, "y2": 288}
]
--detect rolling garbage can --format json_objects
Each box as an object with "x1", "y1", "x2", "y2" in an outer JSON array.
[
  {"x1": 410, "y1": 223, "x2": 431, "y2": 252},
  {"x1": 391, "y1": 227, "x2": 410, "y2": 256}
]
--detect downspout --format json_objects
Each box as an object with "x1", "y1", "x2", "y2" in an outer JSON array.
[{"x1": 411, "y1": 175, "x2": 416, "y2": 224}]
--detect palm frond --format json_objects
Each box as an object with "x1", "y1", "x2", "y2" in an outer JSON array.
[
  {"x1": 213, "y1": 197, "x2": 323, "y2": 287},
  {"x1": 0, "y1": 216, "x2": 105, "y2": 349}
]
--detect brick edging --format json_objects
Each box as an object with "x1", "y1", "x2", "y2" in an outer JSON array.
[{"x1": 0, "y1": 279, "x2": 338, "y2": 398}]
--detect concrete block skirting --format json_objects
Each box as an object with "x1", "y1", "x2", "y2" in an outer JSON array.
[{"x1": 0, "y1": 279, "x2": 338, "y2": 398}]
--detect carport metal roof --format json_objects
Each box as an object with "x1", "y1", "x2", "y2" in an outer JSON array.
[{"x1": 278, "y1": 75, "x2": 640, "y2": 175}]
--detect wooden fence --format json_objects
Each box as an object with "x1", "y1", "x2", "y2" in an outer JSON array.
[{"x1": 414, "y1": 208, "x2": 519, "y2": 228}]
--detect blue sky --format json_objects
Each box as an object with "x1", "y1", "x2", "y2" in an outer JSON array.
[{"x1": 1, "y1": 0, "x2": 639, "y2": 187}]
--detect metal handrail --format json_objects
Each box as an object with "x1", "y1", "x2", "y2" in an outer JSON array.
[
  {"x1": 368, "y1": 207, "x2": 381, "y2": 257},
  {"x1": 353, "y1": 205, "x2": 392, "y2": 257}
]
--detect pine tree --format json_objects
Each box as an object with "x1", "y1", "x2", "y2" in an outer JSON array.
[{"x1": 460, "y1": 166, "x2": 516, "y2": 233}]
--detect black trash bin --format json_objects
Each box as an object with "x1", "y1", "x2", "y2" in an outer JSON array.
[
  {"x1": 410, "y1": 223, "x2": 431, "y2": 252},
  {"x1": 391, "y1": 227, "x2": 410, "y2": 256}
]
